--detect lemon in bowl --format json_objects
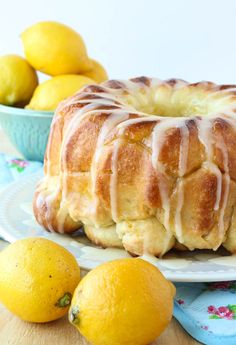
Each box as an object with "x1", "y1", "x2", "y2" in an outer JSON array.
[
  {"x1": 83, "y1": 59, "x2": 108, "y2": 83},
  {"x1": 21, "y1": 21, "x2": 92, "y2": 76},
  {"x1": 0, "y1": 54, "x2": 38, "y2": 107},
  {"x1": 27, "y1": 74, "x2": 95, "y2": 111},
  {"x1": 0, "y1": 53, "x2": 51, "y2": 161},
  {"x1": 0, "y1": 73, "x2": 95, "y2": 161}
]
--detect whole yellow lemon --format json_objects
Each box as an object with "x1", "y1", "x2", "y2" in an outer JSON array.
[
  {"x1": 26, "y1": 74, "x2": 95, "y2": 111},
  {"x1": 69, "y1": 258, "x2": 175, "y2": 345},
  {"x1": 83, "y1": 59, "x2": 108, "y2": 83},
  {"x1": 0, "y1": 54, "x2": 38, "y2": 106},
  {"x1": 0, "y1": 238, "x2": 80, "y2": 323},
  {"x1": 21, "y1": 21, "x2": 92, "y2": 76}
]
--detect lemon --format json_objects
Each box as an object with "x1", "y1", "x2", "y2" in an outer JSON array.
[
  {"x1": 0, "y1": 54, "x2": 38, "y2": 106},
  {"x1": 21, "y1": 21, "x2": 92, "y2": 76},
  {"x1": 0, "y1": 238, "x2": 80, "y2": 323},
  {"x1": 83, "y1": 59, "x2": 108, "y2": 83},
  {"x1": 26, "y1": 74, "x2": 95, "y2": 111},
  {"x1": 69, "y1": 258, "x2": 175, "y2": 345}
]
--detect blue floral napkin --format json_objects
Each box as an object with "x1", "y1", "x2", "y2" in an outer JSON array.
[
  {"x1": 0, "y1": 153, "x2": 42, "y2": 190},
  {"x1": 174, "y1": 282, "x2": 236, "y2": 344},
  {"x1": 0, "y1": 153, "x2": 235, "y2": 344}
]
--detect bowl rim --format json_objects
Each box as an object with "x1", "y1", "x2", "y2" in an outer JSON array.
[{"x1": 0, "y1": 104, "x2": 54, "y2": 117}]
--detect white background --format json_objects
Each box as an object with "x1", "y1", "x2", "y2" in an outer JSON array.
[{"x1": 0, "y1": 0, "x2": 236, "y2": 84}]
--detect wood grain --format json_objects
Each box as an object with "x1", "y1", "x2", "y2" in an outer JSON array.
[
  {"x1": 0, "y1": 132, "x2": 201, "y2": 344},
  {"x1": 0, "y1": 303, "x2": 201, "y2": 345}
]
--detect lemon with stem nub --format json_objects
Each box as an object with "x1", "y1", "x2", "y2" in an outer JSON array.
[
  {"x1": 0, "y1": 238, "x2": 80, "y2": 323},
  {"x1": 69, "y1": 258, "x2": 175, "y2": 345}
]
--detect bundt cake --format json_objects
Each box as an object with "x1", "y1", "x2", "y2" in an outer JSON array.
[{"x1": 33, "y1": 77, "x2": 236, "y2": 257}]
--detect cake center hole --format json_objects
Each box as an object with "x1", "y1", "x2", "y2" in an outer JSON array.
[{"x1": 122, "y1": 86, "x2": 228, "y2": 118}]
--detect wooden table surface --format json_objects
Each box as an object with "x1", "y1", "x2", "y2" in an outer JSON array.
[
  {"x1": 0, "y1": 131, "x2": 201, "y2": 345},
  {"x1": 0, "y1": 302, "x2": 200, "y2": 345}
]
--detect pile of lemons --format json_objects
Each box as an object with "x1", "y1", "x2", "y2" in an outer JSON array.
[
  {"x1": 0, "y1": 238, "x2": 175, "y2": 345},
  {"x1": 0, "y1": 21, "x2": 108, "y2": 111}
]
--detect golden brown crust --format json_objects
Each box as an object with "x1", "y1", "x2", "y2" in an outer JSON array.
[
  {"x1": 33, "y1": 177, "x2": 81, "y2": 233},
  {"x1": 33, "y1": 77, "x2": 236, "y2": 256}
]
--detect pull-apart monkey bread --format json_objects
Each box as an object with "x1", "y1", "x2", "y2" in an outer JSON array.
[{"x1": 33, "y1": 77, "x2": 236, "y2": 256}]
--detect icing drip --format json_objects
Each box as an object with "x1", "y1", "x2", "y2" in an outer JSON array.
[
  {"x1": 197, "y1": 118, "x2": 222, "y2": 211},
  {"x1": 178, "y1": 123, "x2": 189, "y2": 177},
  {"x1": 196, "y1": 116, "x2": 231, "y2": 248},
  {"x1": 216, "y1": 133, "x2": 230, "y2": 244},
  {"x1": 117, "y1": 116, "x2": 158, "y2": 134},
  {"x1": 151, "y1": 119, "x2": 189, "y2": 246},
  {"x1": 91, "y1": 111, "x2": 130, "y2": 217},
  {"x1": 110, "y1": 140, "x2": 120, "y2": 222},
  {"x1": 174, "y1": 122, "x2": 190, "y2": 243},
  {"x1": 209, "y1": 255, "x2": 236, "y2": 267},
  {"x1": 35, "y1": 191, "x2": 44, "y2": 225},
  {"x1": 56, "y1": 205, "x2": 70, "y2": 234},
  {"x1": 117, "y1": 115, "x2": 173, "y2": 253},
  {"x1": 38, "y1": 77, "x2": 236, "y2": 256},
  {"x1": 175, "y1": 179, "x2": 185, "y2": 243},
  {"x1": 62, "y1": 104, "x2": 117, "y2": 152},
  {"x1": 44, "y1": 191, "x2": 59, "y2": 233},
  {"x1": 151, "y1": 120, "x2": 171, "y2": 228}
]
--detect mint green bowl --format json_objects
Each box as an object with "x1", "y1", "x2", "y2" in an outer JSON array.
[{"x1": 0, "y1": 105, "x2": 54, "y2": 162}]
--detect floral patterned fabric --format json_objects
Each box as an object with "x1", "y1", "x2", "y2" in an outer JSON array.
[
  {"x1": 0, "y1": 154, "x2": 42, "y2": 189},
  {"x1": 174, "y1": 282, "x2": 236, "y2": 344}
]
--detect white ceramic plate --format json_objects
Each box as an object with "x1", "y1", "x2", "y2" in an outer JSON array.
[{"x1": 0, "y1": 171, "x2": 236, "y2": 282}]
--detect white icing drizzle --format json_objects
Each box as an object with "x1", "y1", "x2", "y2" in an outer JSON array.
[
  {"x1": 196, "y1": 115, "x2": 231, "y2": 247},
  {"x1": 117, "y1": 116, "x2": 158, "y2": 134},
  {"x1": 70, "y1": 98, "x2": 119, "y2": 106},
  {"x1": 59, "y1": 102, "x2": 116, "y2": 221},
  {"x1": 151, "y1": 118, "x2": 189, "y2": 246},
  {"x1": 196, "y1": 118, "x2": 222, "y2": 211},
  {"x1": 45, "y1": 189, "x2": 61, "y2": 233},
  {"x1": 46, "y1": 84, "x2": 133, "y2": 233},
  {"x1": 158, "y1": 256, "x2": 192, "y2": 269},
  {"x1": 37, "y1": 77, "x2": 236, "y2": 257},
  {"x1": 208, "y1": 255, "x2": 236, "y2": 267},
  {"x1": 197, "y1": 117, "x2": 213, "y2": 157},
  {"x1": 56, "y1": 205, "x2": 70, "y2": 234},
  {"x1": 175, "y1": 179, "x2": 185, "y2": 243},
  {"x1": 35, "y1": 176, "x2": 61, "y2": 233},
  {"x1": 93, "y1": 112, "x2": 130, "y2": 166},
  {"x1": 178, "y1": 123, "x2": 189, "y2": 177},
  {"x1": 62, "y1": 104, "x2": 112, "y2": 153},
  {"x1": 152, "y1": 119, "x2": 175, "y2": 228},
  {"x1": 91, "y1": 111, "x2": 130, "y2": 216},
  {"x1": 216, "y1": 133, "x2": 230, "y2": 243},
  {"x1": 174, "y1": 122, "x2": 190, "y2": 243},
  {"x1": 139, "y1": 254, "x2": 159, "y2": 265},
  {"x1": 110, "y1": 139, "x2": 120, "y2": 222},
  {"x1": 205, "y1": 161, "x2": 222, "y2": 211},
  {"x1": 35, "y1": 188, "x2": 45, "y2": 225},
  {"x1": 117, "y1": 115, "x2": 175, "y2": 255},
  {"x1": 60, "y1": 106, "x2": 132, "y2": 227},
  {"x1": 80, "y1": 246, "x2": 130, "y2": 261},
  {"x1": 139, "y1": 253, "x2": 192, "y2": 269}
]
